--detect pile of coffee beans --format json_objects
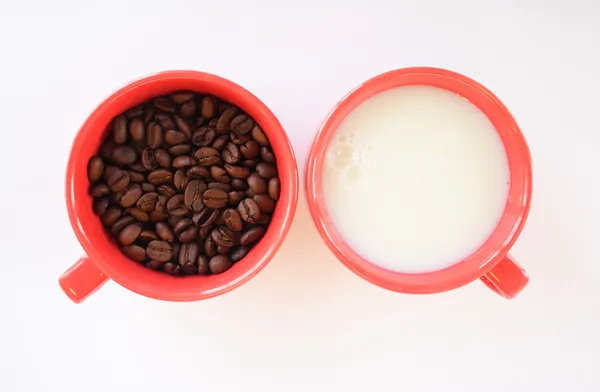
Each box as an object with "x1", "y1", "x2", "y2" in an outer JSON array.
[{"x1": 87, "y1": 91, "x2": 280, "y2": 275}]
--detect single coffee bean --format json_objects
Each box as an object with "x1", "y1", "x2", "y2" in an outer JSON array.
[
  {"x1": 238, "y1": 198, "x2": 261, "y2": 223},
  {"x1": 222, "y1": 209, "x2": 243, "y2": 231},
  {"x1": 210, "y1": 166, "x2": 230, "y2": 183},
  {"x1": 148, "y1": 169, "x2": 173, "y2": 185},
  {"x1": 211, "y1": 226, "x2": 235, "y2": 247},
  {"x1": 241, "y1": 159, "x2": 259, "y2": 169},
  {"x1": 253, "y1": 194, "x2": 276, "y2": 213},
  {"x1": 209, "y1": 255, "x2": 233, "y2": 274},
  {"x1": 93, "y1": 197, "x2": 110, "y2": 216},
  {"x1": 204, "y1": 236, "x2": 217, "y2": 258},
  {"x1": 173, "y1": 114, "x2": 193, "y2": 139},
  {"x1": 126, "y1": 207, "x2": 150, "y2": 223},
  {"x1": 222, "y1": 142, "x2": 241, "y2": 164},
  {"x1": 228, "y1": 191, "x2": 245, "y2": 206},
  {"x1": 184, "y1": 179, "x2": 206, "y2": 211},
  {"x1": 169, "y1": 144, "x2": 192, "y2": 156},
  {"x1": 201, "y1": 95, "x2": 217, "y2": 118},
  {"x1": 211, "y1": 135, "x2": 230, "y2": 151},
  {"x1": 146, "y1": 240, "x2": 172, "y2": 262},
  {"x1": 127, "y1": 170, "x2": 145, "y2": 183},
  {"x1": 240, "y1": 139, "x2": 260, "y2": 159},
  {"x1": 101, "y1": 205, "x2": 122, "y2": 226},
  {"x1": 122, "y1": 244, "x2": 146, "y2": 262},
  {"x1": 208, "y1": 182, "x2": 231, "y2": 192},
  {"x1": 216, "y1": 106, "x2": 237, "y2": 134},
  {"x1": 146, "y1": 122, "x2": 163, "y2": 149},
  {"x1": 194, "y1": 147, "x2": 220, "y2": 166},
  {"x1": 173, "y1": 155, "x2": 196, "y2": 168},
  {"x1": 230, "y1": 246, "x2": 250, "y2": 262},
  {"x1": 155, "y1": 149, "x2": 171, "y2": 168},
  {"x1": 139, "y1": 230, "x2": 158, "y2": 243},
  {"x1": 251, "y1": 125, "x2": 269, "y2": 146},
  {"x1": 155, "y1": 113, "x2": 175, "y2": 130},
  {"x1": 230, "y1": 132, "x2": 252, "y2": 146},
  {"x1": 163, "y1": 262, "x2": 181, "y2": 275},
  {"x1": 197, "y1": 255, "x2": 210, "y2": 274},
  {"x1": 88, "y1": 155, "x2": 104, "y2": 183},
  {"x1": 230, "y1": 114, "x2": 254, "y2": 135},
  {"x1": 141, "y1": 148, "x2": 158, "y2": 170},
  {"x1": 129, "y1": 118, "x2": 145, "y2": 142},
  {"x1": 165, "y1": 130, "x2": 187, "y2": 146},
  {"x1": 118, "y1": 222, "x2": 143, "y2": 245},
  {"x1": 117, "y1": 184, "x2": 142, "y2": 207},
  {"x1": 90, "y1": 183, "x2": 110, "y2": 198},
  {"x1": 192, "y1": 207, "x2": 217, "y2": 227},
  {"x1": 179, "y1": 100, "x2": 196, "y2": 118},
  {"x1": 108, "y1": 169, "x2": 130, "y2": 192},
  {"x1": 231, "y1": 178, "x2": 248, "y2": 191},
  {"x1": 187, "y1": 165, "x2": 210, "y2": 179},
  {"x1": 179, "y1": 242, "x2": 200, "y2": 274},
  {"x1": 217, "y1": 244, "x2": 231, "y2": 254},
  {"x1": 192, "y1": 126, "x2": 217, "y2": 147},
  {"x1": 260, "y1": 146, "x2": 276, "y2": 163},
  {"x1": 110, "y1": 215, "x2": 136, "y2": 235},
  {"x1": 203, "y1": 189, "x2": 228, "y2": 209},
  {"x1": 268, "y1": 178, "x2": 280, "y2": 200},
  {"x1": 113, "y1": 115, "x2": 128, "y2": 144},
  {"x1": 112, "y1": 145, "x2": 137, "y2": 166},
  {"x1": 125, "y1": 105, "x2": 144, "y2": 119},
  {"x1": 146, "y1": 259, "x2": 163, "y2": 269},
  {"x1": 174, "y1": 219, "x2": 198, "y2": 243},
  {"x1": 256, "y1": 162, "x2": 277, "y2": 179},
  {"x1": 157, "y1": 185, "x2": 177, "y2": 197},
  {"x1": 155, "y1": 221, "x2": 175, "y2": 243},
  {"x1": 247, "y1": 172, "x2": 267, "y2": 194},
  {"x1": 141, "y1": 182, "x2": 156, "y2": 193},
  {"x1": 171, "y1": 91, "x2": 195, "y2": 104},
  {"x1": 224, "y1": 164, "x2": 250, "y2": 179},
  {"x1": 167, "y1": 194, "x2": 188, "y2": 216},
  {"x1": 153, "y1": 96, "x2": 176, "y2": 113},
  {"x1": 240, "y1": 226, "x2": 265, "y2": 246},
  {"x1": 173, "y1": 169, "x2": 187, "y2": 190},
  {"x1": 136, "y1": 192, "x2": 159, "y2": 211}
]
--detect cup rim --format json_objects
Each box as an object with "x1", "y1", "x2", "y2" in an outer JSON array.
[
  {"x1": 66, "y1": 70, "x2": 298, "y2": 301},
  {"x1": 305, "y1": 67, "x2": 532, "y2": 294}
]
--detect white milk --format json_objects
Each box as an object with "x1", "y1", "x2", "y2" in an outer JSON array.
[{"x1": 322, "y1": 85, "x2": 510, "y2": 273}]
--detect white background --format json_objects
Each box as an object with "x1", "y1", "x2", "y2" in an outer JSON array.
[{"x1": 0, "y1": 1, "x2": 599, "y2": 391}]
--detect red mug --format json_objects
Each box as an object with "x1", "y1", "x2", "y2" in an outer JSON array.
[
  {"x1": 60, "y1": 71, "x2": 299, "y2": 303},
  {"x1": 305, "y1": 67, "x2": 531, "y2": 299}
]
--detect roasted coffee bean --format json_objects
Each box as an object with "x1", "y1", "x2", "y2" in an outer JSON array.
[
  {"x1": 222, "y1": 209, "x2": 243, "y2": 231},
  {"x1": 90, "y1": 183, "x2": 110, "y2": 198},
  {"x1": 224, "y1": 164, "x2": 250, "y2": 179},
  {"x1": 240, "y1": 140, "x2": 260, "y2": 159},
  {"x1": 163, "y1": 262, "x2": 181, "y2": 275},
  {"x1": 146, "y1": 259, "x2": 163, "y2": 269},
  {"x1": 216, "y1": 106, "x2": 237, "y2": 134},
  {"x1": 192, "y1": 126, "x2": 217, "y2": 147},
  {"x1": 141, "y1": 148, "x2": 158, "y2": 170},
  {"x1": 195, "y1": 147, "x2": 220, "y2": 166},
  {"x1": 217, "y1": 244, "x2": 231, "y2": 254},
  {"x1": 240, "y1": 226, "x2": 265, "y2": 246},
  {"x1": 129, "y1": 118, "x2": 145, "y2": 142},
  {"x1": 238, "y1": 198, "x2": 261, "y2": 223},
  {"x1": 127, "y1": 170, "x2": 145, "y2": 183},
  {"x1": 118, "y1": 222, "x2": 143, "y2": 245},
  {"x1": 156, "y1": 186, "x2": 176, "y2": 199},
  {"x1": 230, "y1": 114, "x2": 254, "y2": 135},
  {"x1": 155, "y1": 149, "x2": 171, "y2": 168},
  {"x1": 173, "y1": 155, "x2": 196, "y2": 168},
  {"x1": 127, "y1": 207, "x2": 150, "y2": 223},
  {"x1": 88, "y1": 156, "x2": 104, "y2": 183},
  {"x1": 209, "y1": 255, "x2": 232, "y2": 274},
  {"x1": 117, "y1": 184, "x2": 142, "y2": 207},
  {"x1": 230, "y1": 246, "x2": 250, "y2": 262},
  {"x1": 256, "y1": 162, "x2": 277, "y2": 179},
  {"x1": 165, "y1": 130, "x2": 187, "y2": 146},
  {"x1": 173, "y1": 169, "x2": 187, "y2": 190},
  {"x1": 171, "y1": 242, "x2": 181, "y2": 261},
  {"x1": 156, "y1": 222, "x2": 175, "y2": 243},
  {"x1": 228, "y1": 191, "x2": 245, "y2": 206},
  {"x1": 211, "y1": 135, "x2": 230, "y2": 151},
  {"x1": 198, "y1": 225, "x2": 211, "y2": 240},
  {"x1": 146, "y1": 122, "x2": 163, "y2": 149},
  {"x1": 211, "y1": 226, "x2": 235, "y2": 247},
  {"x1": 210, "y1": 166, "x2": 230, "y2": 183},
  {"x1": 168, "y1": 144, "x2": 192, "y2": 156},
  {"x1": 251, "y1": 126, "x2": 268, "y2": 146},
  {"x1": 112, "y1": 145, "x2": 137, "y2": 166},
  {"x1": 173, "y1": 115, "x2": 193, "y2": 139},
  {"x1": 125, "y1": 105, "x2": 144, "y2": 119},
  {"x1": 260, "y1": 146, "x2": 276, "y2": 163},
  {"x1": 149, "y1": 209, "x2": 169, "y2": 222},
  {"x1": 153, "y1": 96, "x2": 176, "y2": 113},
  {"x1": 168, "y1": 215, "x2": 185, "y2": 228},
  {"x1": 174, "y1": 218, "x2": 198, "y2": 243},
  {"x1": 93, "y1": 197, "x2": 110, "y2": 216},
  {"x1": 231, "y1": 179, "x2": 248, "y2": 191},
  {"x1": 101, "y1": 141, "x2": 117, "y2": 160},
  {"x1": 184, "y1": 179, "x2": 206, "y2": 211},
  {"x1": 146, "y1": 240, "x2": 172, "y2": 262},
  {"x1": 208, "y1": 182, "x2": 231, "y2": 192},
  {"x1": 245, "y1": 189, "x2": 256, "y2": 198},
  {"x1": 179, "y1": 242, "x2": 199, "y2": 274},
  {"x1": 139, "y1": 229, "x2": 158, "y2": 242},
  {"x1": 141, "y1": 182, "x2": 156, "y2": 193},
  {"x1": 187, "y1": 165, "x2": 210, "y2": 179},
  {"x1": 201, "y1": 96, "x2": 217, "y2": 118},
  {"x1": 136, "y1": 192, "x2": 159, "y2": 211},
  {"x1": 222, "y1": 142, "x2": 241, "y2": 164},
  {"x1": 247, "y1": 172, "x2": 267, "y2": 194},
  {"x1": 204, "y1": 237, "x2": 217, "y2": 258},
  {"x1": 197, "y1": 255, "x2": 210, "y2": 274},
  {"x1": 148, "y1": 169, "x2": 173, "y2": 185},
  {"x1": 230, "y1": 132, "x2": 252, "y2": 146},
  {"x1": 113, "y1": 115, "x2": 128, "y2": 144},
  {"x1": 101, "y1": 205, "x2": 122, "y2": 226},
  {"x1": 241, "y1": 159, "x2": 258, "y2": 169},
  {"x1": 171, "y1": 91, "x2": 195, "y2": 104},
  {"x1": 110, "y1": 215, "x2": 136, "y2": 236},
  {"x1": 122, "y1": 244, "x2": 146, "y2": 262},
  {"x1": 167, "y1": 194, "x2": 188, "y2": 216},
  {"x1": 268, "y1": 178, "x2": 280, "y2": 200},
  {"x1": 179, "y1": 100, "x2": 196, "y2": 118},
  {"x1": 155, "y1": 113, "x2": 175, "y2": 130},
  {"x1": 108, "y1": 169, "x2": 130, "y2": 192},
  {"x1": 253, "y1": 194, "x2": 276, "y2": 213},
  {"x1": 203, "y1": 189, "x2": 228, "y2": 209}
]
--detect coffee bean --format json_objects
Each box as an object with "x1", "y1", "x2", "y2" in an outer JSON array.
[
  {"x1": 208, "y1": 182, "x2": 231, "y2": 192},
  {"x1": 212, "y1": 135, "x2": 230, "y2": 151},
  {"x1": 241, "y1": 159, "x2": 258, "y2": 169},
  {"x1": 113, "y1": 115, "x2": 128, "y2": 144},
  {"x1": 228, "y1": 191, "x2": 245, "y2": 206},
  {"x1": 184, "y1": 179, "x2": 206, "y2": 211},
  {"x1": 260, "y1": 146, "x2": 276, "y2": 163},
  {"x1": 230, "y1": 246, "x2": 250, "y2": 262},
  {"x1": 128, "y1": 162, "x2": 147, "y2": 172},
  {"x1": 179, "y1": 100, "x2": 196, "y2": 118},
  {"x1": 190, "y1": 208, "x2": 215, "y2": 227},
  {"x1": 201, "y1": 96, "x2": 217, "y2": 118},
  {"x1": 127, "y1": 207, "x2": 150, "y2": 223},
  {"x1": 157, "y1": 185, "x2": 177, "y2": 197},
  {"x1": 211, "y1": 226, "x2": 235, "y2": 247},
  {"x1": 168, "y1": 215, "x2": 184, "y2": 228},
  {"x1": 187, "y1": 165, "x2": 210, "y2": 179},
  {"x1": 165, "y1": 130, "x2": 187, "y2": 146},
  {"x1": 155, "y1": 149, "x2": 171, "y2": 168},
  {"x1": 90, "y1": 183, "x2": 110, "y2": 198},
  {"x1": 101, "y1": 205, "x2": 122, "y2": 226},
  {"x1": 192, "y1": 126, "x2": 217, "y2": 147},
  {"x1": 139, "y1": 230, "x2": 158, "y2": 242},
  {"x1": 168, "y1": 144, "x2": 192, "y2": 156},
  {"x1": 171, "y1": 242, "x2": 181, "y2": 261},
  {"x1": 247, "y1": 172, "x2": 267, "y2": 194},
  {"x1": 268, "y1": 178, "x2": 280, "y2": 200},
  {"x1": 117, "y1": 184, "x2": 142, "y2": 207},
  {"x1": 141, "y1": 148, "x2": 158, "y2": 170},
  {"x1": 256, "y1": 162, "x2": 277, "y2": 179},
  {"x1": 230, "y1": 132, "x2": 252, "y2": 146},
  {"x1": 125, "y1": 105, "x2": 144, "y2": 119},
  {"x1": 253, "y1": 194, "x2": 276, "y2": 213},
  {"x1": 144, "y1": 105, "x2": 154, "y2": 123},
  {"x1": 163, "y1": 262, "x2": 181, "y2": 275},
  {"x1": 112, "y1": 145, "x2": 137, "y2": 166},
  {"x1": 171, "y1": 91, "x2": 195, "y2": 104},
  {"x1": 217, "y1": 244, "x2": 231, "y2": 254},
  {"x1": 209, "y1": 255, "x2": 232, "y2": 274},
  {"x1": 101, "y1": 141, "x2": 117, "y2": 160},
  {"x1": 149, "y1": 209, "x2": 169, "y2": 222},
  {"x1": 153, "y1": 97, "x2": 176, "y2": 113},
  {"x1": 204, "y1": 236, "x2": 217, "y2": 258},
  {"x1": 222, "y1": 142, "x2": 241, "y2": 164},
  {"x1": 110, "y1": 215, "x2": 136, "y2": 236},
  {"x1": 210, "y1": 166, "x2": 230, "y2": 183},
  {"x1": 173, "y1": 169, "x2": 187, "y2": 190},
  {"x1": 88, "y1": 156, "x2": 104, "y2": 183},
  {"x1": 108, "y1": 169, "x2": 130, "y2": 192},
  {"x1": 203, "y1": 189, "x2": 228, "y2": 209},
  {"x1": 118, "y1": 222, "x2": 143, "y2": 245},
  {"x1": 146, "y1": 122, "x2": 163, "y2": 149},
  {"x1": 127, "y1": 170, "x2": 145, "y2": 183},
  {"x1": 173, "y1": 114, "x2": 193, "y2": 139},
  {"x1": 155, "y1": 222, "x2": 175, "y2": 243},
  {"x1": 216, "y1": 106, "x2": 238, "y2": 134},
  {"x1": 146, "y1": 240, "x2": 172, "y2": 262},
  {"x1": 197, "y1": 255, "x2": 210, "y2": 274},
  {"x1": 222, "y1": 209, "x2": 243, "y2": 231},
  {"x1": 240, "y1": 140, "x2": 260, "y2": 159},
  {"x1": 173, "y1": 218, "x2": 197, "y2": 243},
  {"x1": 141, "y1": 183, "x2": 156, "y2": 193},
  {"x1": 238, "y1": 198, "x2": 261, "y2": 223},
  {"x1": 166, "y1": 194, "x2": 188, "y2": 216},
  {"x1": 129, "y1": 118, "x2": 145, "y2": 142},
  {"x1": 122, "y1": 244, "x2": 146, "y2": 262},
  {"x1": 230, "y1": 114, "x2": 254, "y2": 135},
  {"x1": 173, "y1": 155, "x2": 196, "y2": 168},
  {"x1": 93, "y1": 197, "x2": 110, "y2": 216},
  {"x1": 136, "y1": 192, "x2": 159, "y2": 212},
  {"x1": 148, "y1": 169, "x2": 173, "y2": 185},
  {"x1": 231, "y1": 179, "x2": 248, "y2": 191},
  {"x1": 240, "y1": 226, "x2": 265, "y2": 246},
  {"x1": 195, "y1": 147, "x2": 220, "y2": 166},
  {"x1": 251, "y1": 125, "x2": 269, "y2": 146},
  {"x1": 179, "y1": 242, "x2": 199, "y2": 274},
  {"x1": 224, "y1": 164, "x2": 250, "y2": 179}
]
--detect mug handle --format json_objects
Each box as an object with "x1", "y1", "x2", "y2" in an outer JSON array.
[
  {"x1": 59, "y1": 255, "x2": 109, "y2": 303},
  {"x1": 479, "y1": 254, "x2": 529, "y2": 299}
]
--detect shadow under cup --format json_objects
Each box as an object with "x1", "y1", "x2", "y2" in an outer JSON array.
[
  {"x1": 62, "y1": 71, "x2": 298, "y2": 303},
  {"x1": 305, "y1": 67, "x2": 532, "y2": 298}
]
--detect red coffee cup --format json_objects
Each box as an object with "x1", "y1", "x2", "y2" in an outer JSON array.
[
  {"x1": 305, "y1": 67, "x2": 531, "y2": 299},
  {"x1": 60, "y1": 71, "x2": 298, "y2": 303}
]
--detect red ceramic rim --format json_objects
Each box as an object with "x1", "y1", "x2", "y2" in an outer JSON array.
[{"x1": 305, "y1": 67, "x2": 532, "y2": 294}]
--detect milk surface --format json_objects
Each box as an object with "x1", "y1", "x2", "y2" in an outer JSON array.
[{"x1": 322, "y1": 85, "x2": 510, "y2": 273}]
